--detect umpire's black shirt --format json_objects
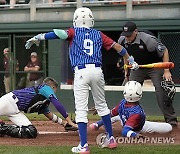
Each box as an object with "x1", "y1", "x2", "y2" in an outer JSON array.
[{"x1": 118, "y1": 32, "x2": 166, "y2": 65}]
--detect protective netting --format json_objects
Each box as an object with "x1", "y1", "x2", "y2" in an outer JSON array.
[
  {"x1": 0, "y1": 35, "x2": 47, "y2": 96},
  {"x1": 159, "y1": 32, "x2": 180, "y2": 85}
]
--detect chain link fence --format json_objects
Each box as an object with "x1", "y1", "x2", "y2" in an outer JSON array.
[
  {"x1": 0, "y1": 34, "x2": 47, "y2": 97},
  {"x1": 0, "y1": 32, "x2": 179, "y2": 96},
  {"x1": 0, "y1": 36, "x2": 9, "y2": 96},
  {"x1": 159, "y1": 32, "x2": 180, "y2": 85}
]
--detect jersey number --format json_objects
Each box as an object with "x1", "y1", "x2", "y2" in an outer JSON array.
[{"x1": 83, "y1": 39, "x2": 93, "y2": 56}]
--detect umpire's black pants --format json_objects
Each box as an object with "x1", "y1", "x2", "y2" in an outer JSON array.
[{"x1": 129, "y1": 68, "x2": 177, "y2": 123}]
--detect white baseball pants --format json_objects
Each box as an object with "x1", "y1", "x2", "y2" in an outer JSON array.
[
  {"x1": 74, "y1": 64, "x2": 110, "y2": 123},
  {"x1": 111, "y1": 115, "x2": 172, "y2": 133},
  {"x1": 0, "y1": 92, "x2": 32, "y2": 126}
]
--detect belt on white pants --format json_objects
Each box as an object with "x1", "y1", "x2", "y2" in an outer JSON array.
[{"x1": 74, "y1": 63, "x2": 101, "y2": 71}]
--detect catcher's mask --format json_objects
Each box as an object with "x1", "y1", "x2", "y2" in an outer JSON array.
[{"x1": 161, "y1": 79, "x2": 176, "y2": 101}]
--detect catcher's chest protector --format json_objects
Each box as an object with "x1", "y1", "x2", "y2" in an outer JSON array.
[
  {"x1": 24, "y1": 94, "x2": 50, "y2": 113},
  {"x1": 24, "y1": 87, "x2": 50, "y2": 113}
]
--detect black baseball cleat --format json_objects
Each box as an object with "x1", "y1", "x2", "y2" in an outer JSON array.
[
  {"x1": 0, "y1": 120, "x2": 5, "y2": 126},
  {"x1": 168, "y1": 120, "x2": 178, "y2": 127},
  {"x1": 64, "y1": 123, "x2": 78, "y2": 132}
]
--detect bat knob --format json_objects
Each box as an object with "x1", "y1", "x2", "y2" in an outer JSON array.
[
  {"x1": 124, "y1": 64, "x2": 128, "y2": 69},
  {"x1": 170, "y1": 62, "x2": 175, "y2": 68}
]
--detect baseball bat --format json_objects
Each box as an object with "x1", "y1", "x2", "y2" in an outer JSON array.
[{"x1": 124, "y1": 62, "x2": 174, "y2": 69}]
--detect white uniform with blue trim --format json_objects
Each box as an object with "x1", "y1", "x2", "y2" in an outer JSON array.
[{"x1": 70, "y1": 28, "x2": 111, "y2": 123}]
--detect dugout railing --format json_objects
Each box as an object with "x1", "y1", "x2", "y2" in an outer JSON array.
[{"x1": 0, "y1": 0, "x2": 178, "y2": 8}]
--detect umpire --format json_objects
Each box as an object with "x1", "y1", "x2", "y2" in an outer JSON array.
[{"x1": 118, "y1": 21, "x2": 177, "y2": 126}]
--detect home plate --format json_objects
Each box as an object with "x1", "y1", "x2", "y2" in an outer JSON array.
[{"x1": 39, "y1": 131, "x2": 69, "y2": 135}]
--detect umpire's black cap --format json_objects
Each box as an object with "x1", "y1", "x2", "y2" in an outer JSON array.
[{"x1": 121, "y1": 21, "x2": 137, "y2": 37}]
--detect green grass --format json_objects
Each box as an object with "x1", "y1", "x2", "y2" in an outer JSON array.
[
  {"x1": 0, "y1": 113, "x2": 179, "y2": 122},
  {"x1": 0, "y1": 145, "x2": 180, "y2": 154},
  {"x1": 0, "y1": 113, "x2": 179, "y2": 154},
  {"x1": 0, "y1": 113, "x2": 101, "y2": 121}
]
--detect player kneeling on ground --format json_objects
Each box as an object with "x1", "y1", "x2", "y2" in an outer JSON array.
[
  {"x1": 0, "y1": 77, "x2": 77, "y2": 138},
  {"x1": 89, "y1": 81, "x2": 172, "y2": 147}
]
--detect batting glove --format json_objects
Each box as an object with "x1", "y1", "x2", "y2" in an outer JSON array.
[
  {"x1": 130, "y1": 62, "x2": 139, "y2": 70},
  {"x1": 127, "y1": 56, "x2": 139, "y2": 70},
  {"x1": 25, "y1": 36, "x2": 40, "y2": 49}
]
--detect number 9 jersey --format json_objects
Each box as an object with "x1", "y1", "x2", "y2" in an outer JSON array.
[{"x1": 66, "y1": 27, "x2": 116, "y2": 69}]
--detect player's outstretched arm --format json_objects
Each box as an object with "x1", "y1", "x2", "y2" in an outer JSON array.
[
  {"x1": 25, "y1": 32, "x2": 56, "y2": 49},
  {"x1": 25, "y1": 29, "x2": 68, "y2": 49},
  {"x1": 49, "y1": 95, "x2": 78, "y2": 130},
  {"x1": 25, "y1": 35, "x2": 41, "y2": 49},
  {"x1": 44, "y1": 111, "x2": 64, "y2": 125},
  {"x1": 44, "y1": 112, "x2": 78, "y2": 131}
]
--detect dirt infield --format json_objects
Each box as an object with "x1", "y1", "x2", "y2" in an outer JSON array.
[{"x1": 0, "y1": 120, "x2": 180, "y2": 146}]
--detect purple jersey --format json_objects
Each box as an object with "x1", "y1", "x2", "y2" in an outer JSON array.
[{"x1": 12, "y1": 84, "x2": 56, "y2": 111}]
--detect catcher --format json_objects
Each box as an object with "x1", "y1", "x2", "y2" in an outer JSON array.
[
  {"x1": 0, "y1": 77, "x2": 77, "y2": 138},
  {"x1": 89, "y1": 81, "x2": 173, "y2": 145}
]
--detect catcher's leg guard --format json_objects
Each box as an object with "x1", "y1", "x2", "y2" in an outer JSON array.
[
  {"x1": 0, "y1": 124, "x2": 37, "y2": 138},
  {"x1": 20, "y1": 125, "x2": 37, "y2": 138},
  {"x1": 0, "y1": 120, "x2": 5, "y2": 137}
]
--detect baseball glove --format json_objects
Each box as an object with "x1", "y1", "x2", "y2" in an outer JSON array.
[
  {"x1": 161, "y1": 78, "x2": 176, "y2": 101},
  {"x1": 64, "y1": 121, "x2": 78, "y2": 132}
]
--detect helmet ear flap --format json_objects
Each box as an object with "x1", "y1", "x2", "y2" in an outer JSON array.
[{"x1": 161, "y1": 79, "x2": 176, "y2": 101}]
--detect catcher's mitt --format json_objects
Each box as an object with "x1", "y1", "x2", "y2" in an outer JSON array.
[
  {"x1": 64, "y1": 121, "x2": 78, "y2": 132},
  {"x1": 161, "y1": 79, "x2": 176, "y2": 101}
]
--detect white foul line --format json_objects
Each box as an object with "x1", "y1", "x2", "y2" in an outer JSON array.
[{"x1": 38, "y1": 131, "x2": 69, "y2": 135}]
